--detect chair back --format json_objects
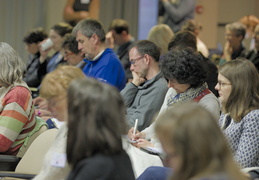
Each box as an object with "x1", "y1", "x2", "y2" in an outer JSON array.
[
  {"x1": 16, "y1": 116, "x2": 48, "y2": 158},
  {"x1": 15, "y1": 128, "x2": 58, "y2": 174}
]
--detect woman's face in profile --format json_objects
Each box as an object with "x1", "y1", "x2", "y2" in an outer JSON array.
[
  {"x1": 159, "y1": 134, "x2": 182, "y2": 173},
  {"x1": 167, "y1": 79, "x2": 191, "y2": 94},
  {"x1": 25, "y1": 43, "x2": 40, "y2": 54},
  {"x1": 215, "y1": 73, "x2": 232, "y2": 103},
  {"x1": 49, "y1": 29, "x2": 64, "y2": 52},
  {"x1": 47, "y1": 95, "x2": 67, "y2": 122}
]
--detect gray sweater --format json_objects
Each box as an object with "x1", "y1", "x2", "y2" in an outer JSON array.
[{"x1": 120, "y1": 72, "x2": 168, "y2": 131}]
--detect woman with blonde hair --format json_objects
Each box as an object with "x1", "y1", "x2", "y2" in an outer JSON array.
[
  {"x1": 155, "y1": 102, "x2": 247, "y2": 180},
  {"x1": 215, "y1": 59, "x2": 259, "y2": 168},
  {"x1": 33, "y1": 65, "x2": 85, "y2": 180},
  {"x1": 147, "y1": 24, "x2": 174, "y2": 55}
]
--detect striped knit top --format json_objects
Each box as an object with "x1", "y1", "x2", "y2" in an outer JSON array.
[{"x1": 0, "y1": 81, "x2": 36, "y2": 155}]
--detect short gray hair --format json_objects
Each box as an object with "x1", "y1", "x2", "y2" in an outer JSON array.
[
  {"x1": 226, "y1": 22, "x2": 246, "y2": 39},
  {"x1": 0, "y1": 42, "x2": 25, "y2": 88},
  {"x1": 72, "y1": 18, "x2": 106, "y2": 42}
]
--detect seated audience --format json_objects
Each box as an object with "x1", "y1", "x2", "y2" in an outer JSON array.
[
  {"x1": 39, "y1": 22, "x2": 73, "y2": 75},
  {"x1": 66, "y1": 78, "x2": 135, "y2": 180},
  {"x1": 33, "y1": 65, "x2": 85, "y2": 180},
  {"x1": 128, "y1": 48, "x2": 220, "y2": 149},
  {"x1": 120, "y1": 40, "x2": 168, "y2": 131},
  {"x1": 137, "y1": 103, "x2": 248, "y2": 180},
  {"x1": 34, "y1": 34, "x2": 86, "y2": 120},
  {"x1": 246, "y1": 24, "x2": 259, "y2": 71},
  {"x1": 62, "y1": 33, "x2": 86, "y2": 69},
  {"x1": 147, "y1": 24, "x2": 174, "y2": 55},
  {"x1": 181, "y1": 19, "x2": 210, "y2": 57},
  {"x1": 0, "y1": 42, "x2": 42, "y2": 155},
  {"x1": 216, "y1": 59, "x2": 259, "y2": 168},
  {"x1": 107, "y1": 18, "x2": 135, "y2": 80},
  {"x1": 23, "y1": 27, "x2": 48, "y2": 88},
  {"x1": 72, "y1": 18, "x2": 127, "y2": 91},
  {"x1": 219, "y1": 22, "x2": 246, "y2": 65},
  {"x1": 168, "y1": 30, "x2": 218, "y2": 96}
]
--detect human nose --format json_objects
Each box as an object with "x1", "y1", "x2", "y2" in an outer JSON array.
[
  {"x1": 63, "y1": 55, "x2": 68, "y2": 61},
  {"x1": 215, "y1": 82, "x2": 220, "y2": 90},
  {"x1": 78, "y1": 43, "x2": 83, "y2": 50},
  {"x1": 130, "y1": 64, "x2": 134, "y2": 71},
  {"x1": 167, "y1": 80, "x2": 174, "y2": 88}
]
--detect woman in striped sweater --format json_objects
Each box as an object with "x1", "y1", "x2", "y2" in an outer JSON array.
[{"x1": 0, "y1": 42, "x2": 37, "y2": 155}]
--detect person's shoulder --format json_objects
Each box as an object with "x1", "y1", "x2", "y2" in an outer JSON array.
[
  {"x1": 9, "y1": 85, "x2": 30, "y2": 93},
  {"x1": 101, "y1": 49, "x2": 121, "y2": 64},
  {"x1": 5, "y1": 86, "x2": 31, "y2": 102},
  {"x1": 81, "y1": 154, "x2": 114, "y2": 170},
  {"x1": 244, "y1": 109, "x2": 259, "y2": 120},
  {"x1": 153, "y1": 77, "x2": 168, "y2": 91},
  {"x1": 246, "y1": 49, "x2": 255, "y2": 58},
  {"x1": 199, "y1": 92, "x2": 220, "y2": 108},
  {"x1": 88, "y1": 154, "x2": 113, "y2": 164}
]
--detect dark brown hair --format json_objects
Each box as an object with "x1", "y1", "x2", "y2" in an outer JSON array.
[{"x1": 66, "y1": 78, "x2": 127, "y2": 167}]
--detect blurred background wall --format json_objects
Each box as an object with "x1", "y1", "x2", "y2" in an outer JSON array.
[{"x1": 0, "y1": 0, "x2": 258, "y2": 63}]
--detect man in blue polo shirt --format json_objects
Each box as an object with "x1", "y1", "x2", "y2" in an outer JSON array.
[{"x1": 73, "y1": 18, "x2": 126, "y2": 91}]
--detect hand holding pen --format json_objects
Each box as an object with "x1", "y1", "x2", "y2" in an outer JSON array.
[{"x1": 127, "y1": 119, "x2": 146, "y2": 141}]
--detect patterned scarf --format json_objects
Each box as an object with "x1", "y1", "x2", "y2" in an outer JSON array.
[
  {"x1": 170, "y1": 0, "x2": 181, "y2": 5},
  {"x1": 167, "y1": 83, "x2": 208, "y2": 106}
]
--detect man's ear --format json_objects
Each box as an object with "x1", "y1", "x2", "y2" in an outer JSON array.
[
  {"x1": 143, "y1": 54, "x2": 151, "y2": 65},
  {"x1": 91, "y1": 34, "x2": 99, "y2": 44}
]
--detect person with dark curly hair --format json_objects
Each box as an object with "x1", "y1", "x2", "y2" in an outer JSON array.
[
  {"x1": 23, "y1": 27, "x2": 48, "y2": 88},
  {"x1": 128, "y1": 48, "x2": 220, "y2": 151},
  {"x1": 168, "y1": 30, "x2": 218, "y2": 97},
  {"x1": 132, "y1": 48, "x2": 220, "y2": 180}
]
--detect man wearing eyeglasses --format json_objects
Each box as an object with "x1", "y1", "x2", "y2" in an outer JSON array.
[
  {"x1": 120, "y1": 40, "x2": 168, "y2": 131},
  {"x1": 219, "y1": 22, "x2": 247, "y2": 66}
]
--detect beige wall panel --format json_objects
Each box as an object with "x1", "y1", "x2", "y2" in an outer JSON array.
[{"x1": 195, "y1": 0, "x2": 219, "y2": 49}]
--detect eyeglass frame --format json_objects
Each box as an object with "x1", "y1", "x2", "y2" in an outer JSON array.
[
  {"x1": 64, "y1": 50, "x2": 74, "y2": 57},
  {"x1": 217, "y1": 81, "x2": 231, "y2": 88},
  {"x1": 129, "y1": 56, "x2": 144, "y2": 65}
]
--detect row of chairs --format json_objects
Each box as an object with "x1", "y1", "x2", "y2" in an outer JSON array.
[{"x1": 0, "y1": 128, "x2": 58, "y2": 179}]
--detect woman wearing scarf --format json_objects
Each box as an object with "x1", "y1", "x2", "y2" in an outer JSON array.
[{"x1": 128, "y1": 48, "x2": 220, "y2": 150}]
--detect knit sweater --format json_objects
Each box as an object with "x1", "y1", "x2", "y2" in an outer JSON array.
[
  {"x1": 83, "y1": 48, "x2": 127, "y2": 91},
  {"x1": 0, "y1": 82, "x2": 36, "y2": 155}
]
